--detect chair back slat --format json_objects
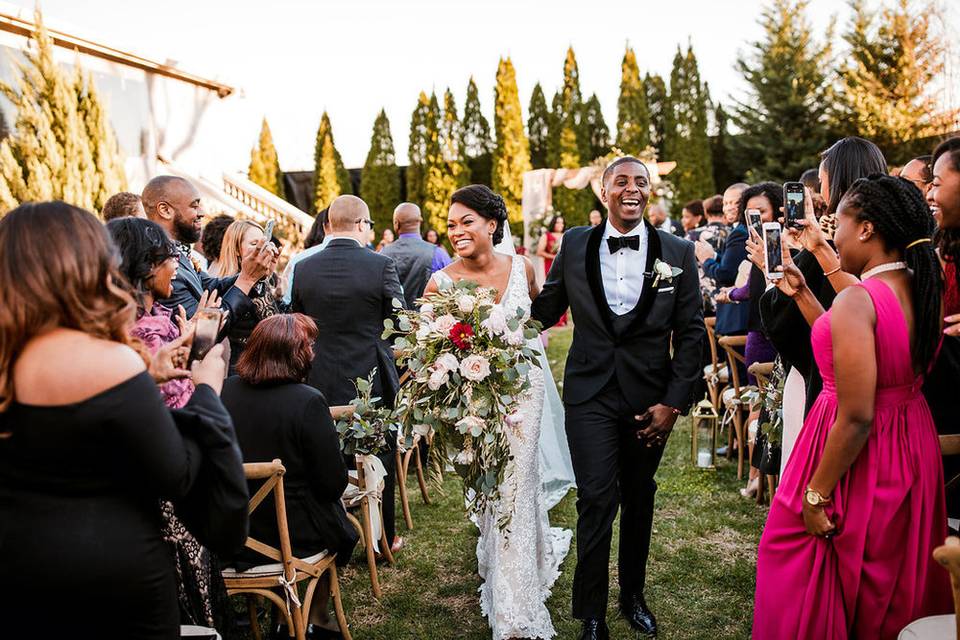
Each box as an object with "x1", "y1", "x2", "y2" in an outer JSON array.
[
  {"x1": 749, "y1": 362, "x2": 775, "y2": 395},
  {"x1": 240, "y1": 459, "x2": 296, "y2": 583},
  {"x1": 941, "y1": 435, "x2": 960, "y2": 457},
  {"x1": 705, "y1": 317, "x2": 721, "y2": 371},
  {"x1": 247, "y1": 475, "x2": 279, "y2": 514},
  {"x1": 718, "y1": 336, "x2": 747, "y2": 393}
]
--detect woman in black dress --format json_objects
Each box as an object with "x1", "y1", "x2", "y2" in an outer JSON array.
[
  {"x1": 0, "y1": 202, "x2": 233, "y2": 639},
  {"x1": 220, "y1": 313, "x2": 358, "y2": 636}
]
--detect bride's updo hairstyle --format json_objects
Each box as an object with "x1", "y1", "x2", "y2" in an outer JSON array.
[{"x1": 451, "y1": 184, "x2": 508, "y2": 245}]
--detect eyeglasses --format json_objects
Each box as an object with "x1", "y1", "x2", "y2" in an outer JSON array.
[{"x1": 357, "y1": 219, "x2": 375, "y2": 229}]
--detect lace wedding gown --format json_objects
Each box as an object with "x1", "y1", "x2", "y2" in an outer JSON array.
[{"x1": 433, "y1": 255, "x2": 572, "y2": 639}]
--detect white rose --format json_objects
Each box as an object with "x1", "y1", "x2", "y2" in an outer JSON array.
[
  {"x1": 416, "y1": 324, "x2": 432, "y2": 342},
  {"x1": 456, "y1": 415, "x2": 486, "y2": 437},
  {"x1": 427, "y1": 368, "x2": 449, "y2": 391},
  {"x1": 420, "y1": 302, "x2": 434, "y2": 319},
  {"x1": 459, "y1": 355, "x2": 491, "y2": 382},
  {"x1": 432, "y1": 314, "x2": 457, "y2": 335},
  {"x1": 454, "y1": 448, "x2": 475, "y2": 465},
  {"x1": 655, "y1": 261, "x2": 674, "y2": 279},
  {"x1": 480, "y1": 306, "x2": 508, "y2": 336},
  {"x1": 504, "y1": 327, "x2": 526, "y2": 346},
  {"x1": 456, "y1": 295, "x2": 476, "y2": 314},
  {"x1": 435, "y1": 352, "x2": 459, "y2": 373},
  {"x1": 505, "y1": 412, "x2": 523, "y2": 428}
]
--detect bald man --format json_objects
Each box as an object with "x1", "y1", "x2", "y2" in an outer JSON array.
[
  {"x1": 380, "y1": 202, "x2": 451, "y2": 308},
  {"x1": 142, "y1": 176, "x2": 277, "y2": 332}
]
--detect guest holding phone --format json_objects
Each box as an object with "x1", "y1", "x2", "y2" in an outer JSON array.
[{"x1": 753, "y1": 175, "x2": 950, "y2": 638}]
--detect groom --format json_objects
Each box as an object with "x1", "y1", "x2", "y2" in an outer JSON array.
[{"x1": 531, "y1": 156, "x2": 704, "y2": 639}]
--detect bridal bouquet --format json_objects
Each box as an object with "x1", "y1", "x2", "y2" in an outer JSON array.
[{"x1": 383, "y1": 279, "x2": 542, "y2": 525}]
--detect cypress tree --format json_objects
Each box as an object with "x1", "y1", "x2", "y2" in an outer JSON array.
[
  {"x1": 407, "y1": 91, "x2": 430, "y2": 205},
  {"x1": 81, "y1": 72, "x2": 126, "y2": 211},
  {"x1": 360, "y1": 109, "x2": 400, "y2": 233},
  {"x1": 837, "y1": 0, "x2": 955, "y2": 162},
  {"x1": 731, "y1": 0, "x2": 832, "y2": 182},
  {"x1": 616, "y1": 47, "x2": 650, "y2": 155},
  {"x1": 548, "y1": 48, "x2": 594, "y2": 225},
  {"x1": 441, "y1": 88, "x2": 470, "y2": 188},
  {"x1": 312, "y1": 111, "x2": 351, "y2": 212},
  {"x1": 581, "y1": 93, "x2": 610, "y2": 162},
  {"x1": 667, "y1": 45, "x2": 714, "y2": 205},
  {"x1": 248, "y1": 117, "x2": 285, "y2": 199},
  {"x1": 527, "y1": 83, "x2": 549, "y2": 169},
  {"x1": 421, "y1": 92, "x2": 449, "y2": 235},
  {"x1": 492, "y1": 57, "x2": 532, "y2": 234},
  {"x1": 462, "y1": 77, "x2": 494, "y2": 186},
  {"x1": 645, "y1": 72, "x2": 669, "y2": 158}
]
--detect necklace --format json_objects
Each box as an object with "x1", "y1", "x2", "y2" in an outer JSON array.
[{"x1": 861, "y1": 261, "x2": 907, "y2": 281}]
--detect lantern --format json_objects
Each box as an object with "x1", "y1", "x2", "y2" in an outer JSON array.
[{"x1": 691, "y1": 398, "x2": 719, "y2": 469}]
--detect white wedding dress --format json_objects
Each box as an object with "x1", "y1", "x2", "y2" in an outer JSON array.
[{"x1": 432, "y1": 254, "x2": 572, "y2": 639}]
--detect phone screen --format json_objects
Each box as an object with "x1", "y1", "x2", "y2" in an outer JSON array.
[
  {"x1": 188, "y1": 307, "x2": 223, "y2": 363},
  {"x1": 764, "y1": 226, "x2": 783, "y2": 278},
  {"x1": 785, "y1": 190, "x2": 804, "y2": 227},
  {"x1": 747, "y1": 209, "x2": 762, "y2": 237}
]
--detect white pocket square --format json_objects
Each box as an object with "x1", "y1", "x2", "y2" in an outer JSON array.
[{"x1": 657, "y1": 287, "x2": 675, "y2": 294}]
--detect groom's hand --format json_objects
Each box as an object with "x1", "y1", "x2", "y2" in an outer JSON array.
[{"x1": 636, "y1": 404, "x2": 680, "y2": 448}]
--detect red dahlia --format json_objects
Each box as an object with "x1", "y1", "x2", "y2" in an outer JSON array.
[{"x1": 449, "y1": 322, "x2": 474, "y2": 350}]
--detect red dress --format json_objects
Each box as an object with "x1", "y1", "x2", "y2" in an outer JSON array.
[{"x1": 544, "y1": 232, "x2": 567, "y2": 327}]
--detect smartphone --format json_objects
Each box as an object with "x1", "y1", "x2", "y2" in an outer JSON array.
[
  {"x1": 762, "y1": 222, "x2": 784, "y2": 280},
  {"x1": 188, "y1": 307, "x2": 223, "y2": 363},
  {"x1": 746, "y1": 209, "x2": 763, "y2": 238},
  {"x1": 263, "y1": 220, "x2": 276, "y2": 241},
  {"x1": 783, "y1": 182, "x2": 805, "y2": 229}
]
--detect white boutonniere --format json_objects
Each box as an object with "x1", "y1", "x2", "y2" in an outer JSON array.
[{"x1": 649, "y1": 258, "x2": 683, "y2": 287}]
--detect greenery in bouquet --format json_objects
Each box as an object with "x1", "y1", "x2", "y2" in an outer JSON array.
[
  {"x1": 383, "y1": 278, "x2": 542, "y2": 526},
  {"x1": 758, "y1": 359, "x2": 786, "y2": 447},
  {"x1": 335, "y1": 368, "x2": 401, "y2": 457}
]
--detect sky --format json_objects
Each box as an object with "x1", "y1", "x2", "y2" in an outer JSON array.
[{"x1": 8, "y1": 0, "x2": 958, "y2": 170}]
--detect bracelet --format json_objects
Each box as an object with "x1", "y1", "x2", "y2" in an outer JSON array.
[{"x1": 823, "y1": 265, "x2": 841, "y2": 277}]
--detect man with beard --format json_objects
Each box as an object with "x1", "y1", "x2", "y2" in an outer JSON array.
[{"x1": 142, "y1": 176, "x2": 277, "y2": 327}]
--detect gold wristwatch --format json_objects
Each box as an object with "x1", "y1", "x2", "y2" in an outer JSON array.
[{"x1": 804, "y1": 486, "x2": 831, "y2": 507}]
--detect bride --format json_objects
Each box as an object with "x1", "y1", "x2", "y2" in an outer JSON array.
[{"x1": 422, "y1": 184, "x2": 573, "y2": 639}]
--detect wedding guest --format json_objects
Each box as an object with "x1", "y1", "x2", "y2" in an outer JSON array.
[
  {"x1": 647, "y1": 202, "x2": 683, "y2": 237},
  {"x1": 799, "y1": 168, "x2": 821, "y2": 194},
  {"x1": 0, "y1": 201, "x2": 234, "y2": 639},
  {"x1": 102, "y1": 191, "x2": 146, "y2": 221},
  {"x1": 699, "y1": 194, "x2": 730, "y2": 253},
  {"x1": 537, "y1": 215, "x2": 567, "y2": 326},
  {"x1": 198, "y1": 214, "x2": 234, "y2": 275},
  {"x1": 283, "y1": 207, "x2": 331, "y2": 306},
  {"x1": 680, "y1": 199, "x2": 706, "y2": 241},
  {"x1": 221, "y1": 313, "x2": 358, "y2": 638},
  {"x1": 754, "y1": 175, "x2": 951, "y2": 638},
  {"x1": 589, "y1": 209, "x2": 603, "y2": 227},
  {"x1": 425, "y1": 227, "x2": 453, "y2": 260},
  {"x1": 723, "y1": 183, "x2": 749, "y2": 226},
  {"x1": 696, "y1": 185, "x2": 749, "y2": 337},
  {"x1": 142, "y1": 176, "x2": 277, "y2": 326},
  {"x1": 376, "y1": 228, "x2": 395, "y2": 252},
  {"x1": 291, "y1": 194, "x2": 405, "y2": 553},
  {"x1": 380, "y1": 202, "x2": 452, "y2": 308},
  {"x1": 900, "y1": 155, "x2": 933, "y2": 196}
]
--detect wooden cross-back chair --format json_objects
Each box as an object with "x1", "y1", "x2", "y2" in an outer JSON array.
[
  {"x1": 703, "y1": 317, "x2": 729, "y2": 413},
  {"x1": 717, "y1": 335, "x2": 756, "y2": 480},
  {"x1": 221, "y1": 460, "x2": 351, "y2": 640},
  {"x1": 329, "y1": 405, "x2": 395, "y2": 599},
  {"x1": 748, "y1": 361, "x2": 777, "y2": 505}
]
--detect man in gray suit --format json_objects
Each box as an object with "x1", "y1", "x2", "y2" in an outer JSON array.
[{"x1": 379, "y1": 203, "x2": 451, "y2": 308}]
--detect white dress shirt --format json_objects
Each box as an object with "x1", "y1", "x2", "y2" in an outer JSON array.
[{"x1": 600, "y1": 219, "x2": 648, "y2": 315}]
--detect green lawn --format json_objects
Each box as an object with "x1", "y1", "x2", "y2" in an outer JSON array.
[{"x1": 243, "y1": 326, "x2": 767, "y2": 639}]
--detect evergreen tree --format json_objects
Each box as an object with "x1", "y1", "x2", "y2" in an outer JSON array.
[
  {"x1": 407, "y1": 91, "x2": 430, "y2": 205},
  {"x1": 527, "y1": 83, "x2": 549, "y2": 169},
  {"x1": 441, "y1": 88, "x2": 470, "y2": 188},
  {"x1": 731, "y1": 0, "x2": 832, "y2": 182},
  {"x1": 644, "y1": 72, "x2": 669, "y2": 158},
  {"x1": 422, "y1": 88, "x2": 470, "y2": 235},
  {"x1": 0, "y1": 9, "x2": 125, "y2": 214},
  {"x1": 421, "y1": 92, "x2": 449, "y2": 235},
  {"x1": 581, "y1": 93, "x2": 610, "y2": 162},
  {"x1": 492, "y1": 57, "x2": 532, "y2": 233},
  {"x1": 837, "y1": 0, "x2": 955, "y2": 162},
  {"x1": 248, "y1": 117, "x2": 285, "y2": 199},
  {"x1": 360, "y1": 109, "x2": 400, "y2": 233},
  {"x1": 548, "y1": 48, "x2": 594, "y2": 224},
  {"x1": 312, "y1": 111, "x2": 352, "y2": 212},
  {"x1": 711, "y1": 101, "x2": 738, "y2": 189},
  {"x1": 462, "y1": 76, "x2": 494, "y2": 186},
  {"x1": 616, "y1": 46, "x2": 650, "y2": 155},
  {"x1": 667, "y1": 45, "x2": 715, "y2": 205}
]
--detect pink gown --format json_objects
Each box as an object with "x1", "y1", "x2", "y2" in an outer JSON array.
[{"x1": 753, "y1": 279, "x2": 951, "y2": 639}]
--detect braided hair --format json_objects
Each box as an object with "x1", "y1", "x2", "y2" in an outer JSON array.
[
  {"x1": 840, "y1": 175, "x2": 941, "y2": 370},
  {"x1": 450, "y1": 184, "x2": 508, "y2": 245},
  {"x1": 736, "y1": 181, "x2": 784, "y2": 225}
]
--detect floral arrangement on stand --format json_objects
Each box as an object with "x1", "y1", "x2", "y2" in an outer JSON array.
[
  {"x1": 383, "y1": 279, "x2": 542, "y2": 527},
  {"x1": 334, "y1": 368, "x2": 400, "y2": 457}
]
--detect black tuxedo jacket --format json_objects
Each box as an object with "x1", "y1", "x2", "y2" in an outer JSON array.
[
  {"x1": 291, "y1": 238, "x2": 405, "y2": 406},
  {"x1": 156, "y1": 252, "x2": 256, "y2": 334},
  {"x1": 531, "y1": 220, "x2": 704, "y2": 413}
]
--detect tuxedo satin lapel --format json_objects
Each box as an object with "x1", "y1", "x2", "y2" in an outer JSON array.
[
  {"x1": 585, "y1": 222, "x2": 615, "y2": 337},
  {"x1": 178, "y1": 253, "x2": 203, "y2": 298},
  {"x1": 625, "y1": 220, "x2": 662, "y2": 335}
]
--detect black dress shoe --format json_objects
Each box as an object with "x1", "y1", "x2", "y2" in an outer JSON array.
[
  {"x1": 578, "y1": 617, "x2": 609, "y2": 640},
  {"x1": 620, "y1": 592, "x2": 658, "y2": 636}
]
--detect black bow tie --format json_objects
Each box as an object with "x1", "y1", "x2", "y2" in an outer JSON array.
[{"x1": 607, "y1": 235, "x2": 640, "y2": 254}]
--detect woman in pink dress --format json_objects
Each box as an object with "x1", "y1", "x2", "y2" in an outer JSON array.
[
  {"x1": 752, "y1": 175, "x2": 951, "y2": 639},
  {"x1": 537, "y1": 215, "x2": 567, "y2": 327}
]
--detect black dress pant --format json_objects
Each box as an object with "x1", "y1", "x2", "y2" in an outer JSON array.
[{"x1": 564, "y1": 376, "x2": 667, "y2": 619}]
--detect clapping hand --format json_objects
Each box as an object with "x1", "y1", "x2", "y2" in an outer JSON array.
[
  {"x1": 176, "y1": 290, "x2": 222, "y2": 335},
  {"x1": 148, "y1": 329, "x2": 193, "y2": 383},
  {"x1": 694, "y1": 240, "x2": 716, "y2": 264}
]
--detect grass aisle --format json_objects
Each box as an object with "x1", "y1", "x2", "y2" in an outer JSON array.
[{"x1": 334, "y1": 326, "x2": 767, "y2": 639}]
